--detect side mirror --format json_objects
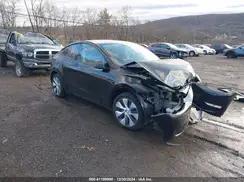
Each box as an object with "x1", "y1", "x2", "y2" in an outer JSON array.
[{"x1": 95, "y1": 62, "x2": 110, "y2": 72}]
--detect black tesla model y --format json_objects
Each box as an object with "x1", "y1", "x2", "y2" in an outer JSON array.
[{"x1": 50, "y1": 40, "x2": 233, "y2": 140}]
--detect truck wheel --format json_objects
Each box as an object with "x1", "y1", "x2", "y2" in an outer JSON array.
[
  {"x1": 15, "y1": 60, "x2": 29, "y2": 77},
  {"x1": 0, "y1": 52, "x2": 7, "y2": 67}
]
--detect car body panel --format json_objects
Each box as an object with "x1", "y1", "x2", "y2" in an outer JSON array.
[
  {"x1": 224, "y1": 45, "x2": 244, "y2": 57},
  {"x1": 212, "y1": 44, "x2": 233, "y2": 54},
  {"x1": 149, "y1": 42, "x2": 188, "y2": 59},
  {"x1": 192, "y1": 83, "x2": 234, "y2": 117},
  {"x1": 51, "y1": 40, "x2": 233, "y2": 137}
]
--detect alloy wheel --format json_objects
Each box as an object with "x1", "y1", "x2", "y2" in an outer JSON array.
[
  {"x1": 15, "y1": 62, "x2": 22, "y2": 77},
  {"x1": 114, "y1": 98, "x2": 139, "y2": 127},
  {"x1": 52, "y1": 75, "x2": 61, "y2": 96},
  {"x1": 170, "y1": 53, "x2": 177, "y2": 59}
]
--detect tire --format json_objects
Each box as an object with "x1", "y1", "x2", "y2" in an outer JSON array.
[
  {"x1": 0, "y1": 52, "x2": 7, "y2": 67},
  {"x1": 15, "y1": 60, "x2": 29, "y2": 77},
  {"x1": 226, "y1": 52, "x2": 236, "y2": 59},
  {"x1": 112, "y1": 92, "x2": 144, "y2": 131},
  {"x1": 189, "y1": 51, "x2": 195, "y2": 57},
  {"x1": 51, "y1": 73, "x2": 65, "y2": 97},
  {"x1": 170, "y1": 52, "x2": 177, "y2": 59},
  {"x1": 203, "y1": 50, "x2": 207, "y2": 55}
]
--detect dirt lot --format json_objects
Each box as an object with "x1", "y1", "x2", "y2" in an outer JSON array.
[{"x1": 0, "y1": 55, "x2": 244, "y2": 177}]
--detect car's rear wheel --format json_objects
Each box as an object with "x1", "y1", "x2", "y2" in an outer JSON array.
[
  {"x1": 15, "y1": 60, "x2": 29, "y2": 77},
  {"x1": 113, "y1": 92, "x2": 144, "y2": 130},
  {"x1": 51, "y1": 73, "x2": 65, "y2": 97},
  {"x1": 0, "y1": 52, "x2": 7, "y2": 67},
  {"x1": 189, "y1": 51, "x2": 195, "y2": 57}
]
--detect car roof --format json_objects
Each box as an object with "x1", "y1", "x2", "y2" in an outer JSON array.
[{"x1": 88, "y1": 40, "x2": 133, "y2": 44}]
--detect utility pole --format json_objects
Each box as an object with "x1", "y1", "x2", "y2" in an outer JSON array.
[{"x1": 24, "y1": 0, "x2": 35, "y2": 32}]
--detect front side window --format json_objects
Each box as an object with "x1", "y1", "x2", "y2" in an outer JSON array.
[
  {"x1": 80, "y1": 44, "x2": 105, "y2": 67},
  {"x1": 62, "y1": 44, "x2": 80, "y2": 60}
]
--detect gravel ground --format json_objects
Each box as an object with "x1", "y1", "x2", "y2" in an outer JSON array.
[{"x1": 0, "y1": 55, "x2": 244, "y2": 177}]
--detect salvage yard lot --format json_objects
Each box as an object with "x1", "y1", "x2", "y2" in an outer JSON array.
[{"x1": 0, "y1": 55, "x2": 244, "y2": 177}]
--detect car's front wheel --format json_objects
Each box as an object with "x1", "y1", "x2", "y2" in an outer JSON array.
[
  {"x1": 189, "y1": 51, "x2": 195, "y2": 57},
  {"x1": 51, "y1": 73, "x2": 65, "y2": 97},
  {"x1": 226, "y1": 52, "x2": 236, "y2": 59},
  {"x1": 15, "y1": 60, "x2": 29, "y2": 77},
  {"x1": 0, "y1": 52, "x2": 7, "y2": 67},
  {"x1": 113, "y1": 92, "x2": 144, "y2": 130}
]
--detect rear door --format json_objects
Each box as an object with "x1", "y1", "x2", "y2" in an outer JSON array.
[{"x1": 192, "y1": 83, "x2": 234, "y2": 117}]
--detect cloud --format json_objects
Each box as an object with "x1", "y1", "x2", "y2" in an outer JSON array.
[
  {"x1": 17, "y1": 0, "x2": 244, "y2": 21},
  {"x1": 228, "y1": 4, "x2": 244, "y2": 8},
  {"x1": 130, "y1": 3, "x2": 198, "y2": 10}
]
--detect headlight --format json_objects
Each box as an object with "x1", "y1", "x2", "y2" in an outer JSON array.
[
  {"x1": 23, "y1": 51, "x2": 34, "y2": 58},
  {"x1": 165, "y1": 70, "x2": 191, "y2": 88}
]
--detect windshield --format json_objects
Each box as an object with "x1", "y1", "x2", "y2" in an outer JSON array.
[
  {"x1": 99, "y1": 42, "x2": 159, "y2": 65},
  {"x1": 17, "y1": 33, "x2": 54, "y2": 45},
  {"x1": 166, "y1": 43, "x2": 179, "y2": 50}
]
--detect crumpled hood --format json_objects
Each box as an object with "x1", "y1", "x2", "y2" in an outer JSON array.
[{"x1": 136, "y1": 59, "x2": 196, "y2": 88}]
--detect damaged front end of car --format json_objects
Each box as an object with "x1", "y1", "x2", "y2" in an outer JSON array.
[{"x1": 122, "y1": 59, "x2": 234, "y2": 139}]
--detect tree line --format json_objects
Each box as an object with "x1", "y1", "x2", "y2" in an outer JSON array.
[{"x1": 0, "y1": 0, "x2": 238, "y2": 44}]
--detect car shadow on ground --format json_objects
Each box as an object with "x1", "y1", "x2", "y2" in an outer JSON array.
[
  {"x1": 1, "y1": 63, "x2": 50, "y2": 78},
  {"x1": 59, "y1": 94, "x2": 186, "y2": 146}
]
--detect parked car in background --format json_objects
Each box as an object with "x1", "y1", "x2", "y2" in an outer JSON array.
[
  {"x1": 149, "y1": 42, "x2": 188, "y2": 59},
  {"x1": 50, "y1": 40, "x2": 233, "y2": 140},
  {"x1": 175, "y1": 44, "x2": 200, "y2": 57},
  {"x1": 0, "y1": 31, "x2": 63, "y2": 77},
  {"x1": 224, "y1": 44, "x2": 244, "y2": 58},
  {"x1": 140, "y1": 44, "x2": 149, "y2": 48},
  {"x1": 193, "y1": 44, "x2": 216, "y2": 55},
  {"x1": 211, "y1": 44, "x2": 233, "y2": 54}
]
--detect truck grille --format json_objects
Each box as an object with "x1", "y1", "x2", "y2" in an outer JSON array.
[
  {"x1": 34, "y1": 50, "x2": 60, "y2": 60},
  {"x1": 36, "y1": 51, "x2": 50, "y2": 59}
]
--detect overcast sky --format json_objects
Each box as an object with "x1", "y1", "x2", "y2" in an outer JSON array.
[{"x1": 19, "y1": 0, "x2": 244, "y2": 21}]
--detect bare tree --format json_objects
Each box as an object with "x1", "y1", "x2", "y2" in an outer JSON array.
[
  {"x1": 0, "y1": 0, "x2": 17, "y2": 29},
  {"x1": 97, "y1": 8, "x2": 112, "y2": 38},
  {"x1": 82, "y1": 8, "x2": 98, "y2": 39}
]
